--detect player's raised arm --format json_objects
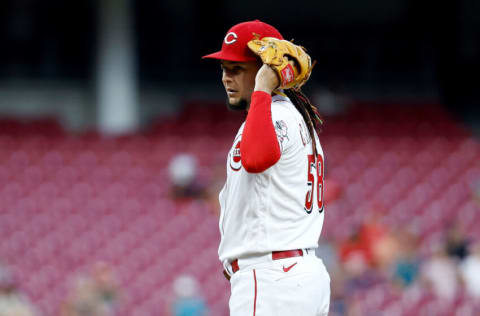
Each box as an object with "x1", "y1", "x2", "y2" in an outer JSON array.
[
  {"x1": 240, "y1": 37, "x2": 315, "y2": 173},
  {"x1": 240, "y1": 64, "x2": 281, "y2": 173}
]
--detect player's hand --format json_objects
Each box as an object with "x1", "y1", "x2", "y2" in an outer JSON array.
[{"x1": 254, "y1": 63, "x2": 280, "y2": 94}]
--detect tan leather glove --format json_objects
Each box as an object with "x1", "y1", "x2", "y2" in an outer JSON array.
[{"x1": 247, "y1": 37, "x2": 314, "y2": 90}]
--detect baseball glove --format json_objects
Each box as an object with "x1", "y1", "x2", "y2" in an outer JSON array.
[{"x1": 247, "y1": 36, "x2": 314, "y2": 90}]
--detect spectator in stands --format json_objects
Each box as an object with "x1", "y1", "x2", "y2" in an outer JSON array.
[
  {"x1": 339, "y1": 209, "x2": 389, "y2": 269},
  {"x1": 459, "y1": 241, "x2": 480, "y2": 299},
  {"x1": 371, "y1": 230, "x2": 400, "y2": 272},
  {"x1": 359, "y1": 209, "x2": 389, "y2": 267},
  {"x1": 445, "y1": 222, "x2": 470, "y2": 261},
  {"x1": 169, "y1": 275, "x2": 208, "y2": 316},
  {"x1": 60, "y1": 262, "x2": 120, "y2": 316},
  {"x1": 339, "y1": 229, "x2": 383, "y2": 296},
  {"x1": 420, "y1": 243, "x2": 459, "y2": 301},
  {"x1": 391, "y1": 230, "x2": 420, "y2": 288},
  {"x1": 339, "y1": 230, "x2": 371, "y2": 270},
  {"x1": 168, "y1": 154, "x2": 206, "y2": 201},
  {"x1": 0, "y1": 263, "x2": 37, "y2": 316}
]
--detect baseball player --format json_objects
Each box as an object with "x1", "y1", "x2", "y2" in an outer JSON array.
[{"x1": 203, "y1": 20, "x2": 330, "y2": 316}]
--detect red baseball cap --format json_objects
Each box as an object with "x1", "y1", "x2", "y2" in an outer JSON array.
[{"x1": 202, "y1": 20, "x2": 284, "y2": 62}]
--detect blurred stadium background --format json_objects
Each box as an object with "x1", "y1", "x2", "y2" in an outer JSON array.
[{"x1": 0, "y1": 0, "x2": 479, "y2": 315}]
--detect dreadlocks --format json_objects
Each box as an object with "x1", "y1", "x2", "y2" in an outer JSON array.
[{"x1": 284, "y1": 89, "x2": 323, "y2": 156}]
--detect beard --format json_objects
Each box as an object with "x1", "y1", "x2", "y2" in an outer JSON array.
[{"x1": 226, "y1": 98, "x2": 248, "y2": 111}]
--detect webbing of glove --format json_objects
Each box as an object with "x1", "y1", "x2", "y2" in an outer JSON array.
[{"x1": 247, "y1": 36, "x2": 313, "y2": 90}]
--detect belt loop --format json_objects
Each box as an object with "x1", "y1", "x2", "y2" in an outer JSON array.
[{"x1": 224, "y1": 261, "x2": 233, "y2": 275}]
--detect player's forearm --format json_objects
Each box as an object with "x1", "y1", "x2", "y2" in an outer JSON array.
[{"x1": 240, "y1": 91, "x2": 281, "y2": 173}]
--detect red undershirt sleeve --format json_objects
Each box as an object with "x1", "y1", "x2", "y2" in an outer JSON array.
[{"x1": 240, "y1": 91, "x2": 281, "y2": 173}]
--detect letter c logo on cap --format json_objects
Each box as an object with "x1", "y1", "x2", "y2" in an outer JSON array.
[{"x1": 224, "y1": 32, "x2": 238, "y2": 45}]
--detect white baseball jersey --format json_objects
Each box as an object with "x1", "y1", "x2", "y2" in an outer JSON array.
[{"x1": 218, "y1": 93, "x2": 325, "y2": 265}]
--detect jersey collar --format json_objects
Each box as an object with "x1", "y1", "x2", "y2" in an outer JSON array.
[{"x1": 272, "y1": 90, "x2": 290, "y2": 102}]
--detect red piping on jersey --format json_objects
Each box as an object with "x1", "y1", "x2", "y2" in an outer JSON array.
[
  {"x1": 241, "y1": 91, "x2": 281, "y2": 173},
  {"x1": 253, "y1": 269, "x2": 257, "y2": 316}
]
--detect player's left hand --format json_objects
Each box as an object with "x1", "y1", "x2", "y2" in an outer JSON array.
[{"x1": 254, "y1": 63, "x2": 280, "y2": 94}]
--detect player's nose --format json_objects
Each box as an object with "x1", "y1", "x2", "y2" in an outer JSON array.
[{"x1": 222, "y1": 70, "x2": 233, "y2": 85}]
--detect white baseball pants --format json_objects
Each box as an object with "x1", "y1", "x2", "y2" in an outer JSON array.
[{"x1": 228, "y1": 250, "x2": 330, "y2": 316}]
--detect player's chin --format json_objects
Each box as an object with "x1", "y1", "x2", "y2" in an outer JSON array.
[{"x1": 226, "y1": 98, "x2": 247, "y2": 112}]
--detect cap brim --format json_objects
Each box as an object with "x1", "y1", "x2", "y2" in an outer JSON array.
[{"x1": 202, "y1": 51, "x2": 257, "y2": 62}]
